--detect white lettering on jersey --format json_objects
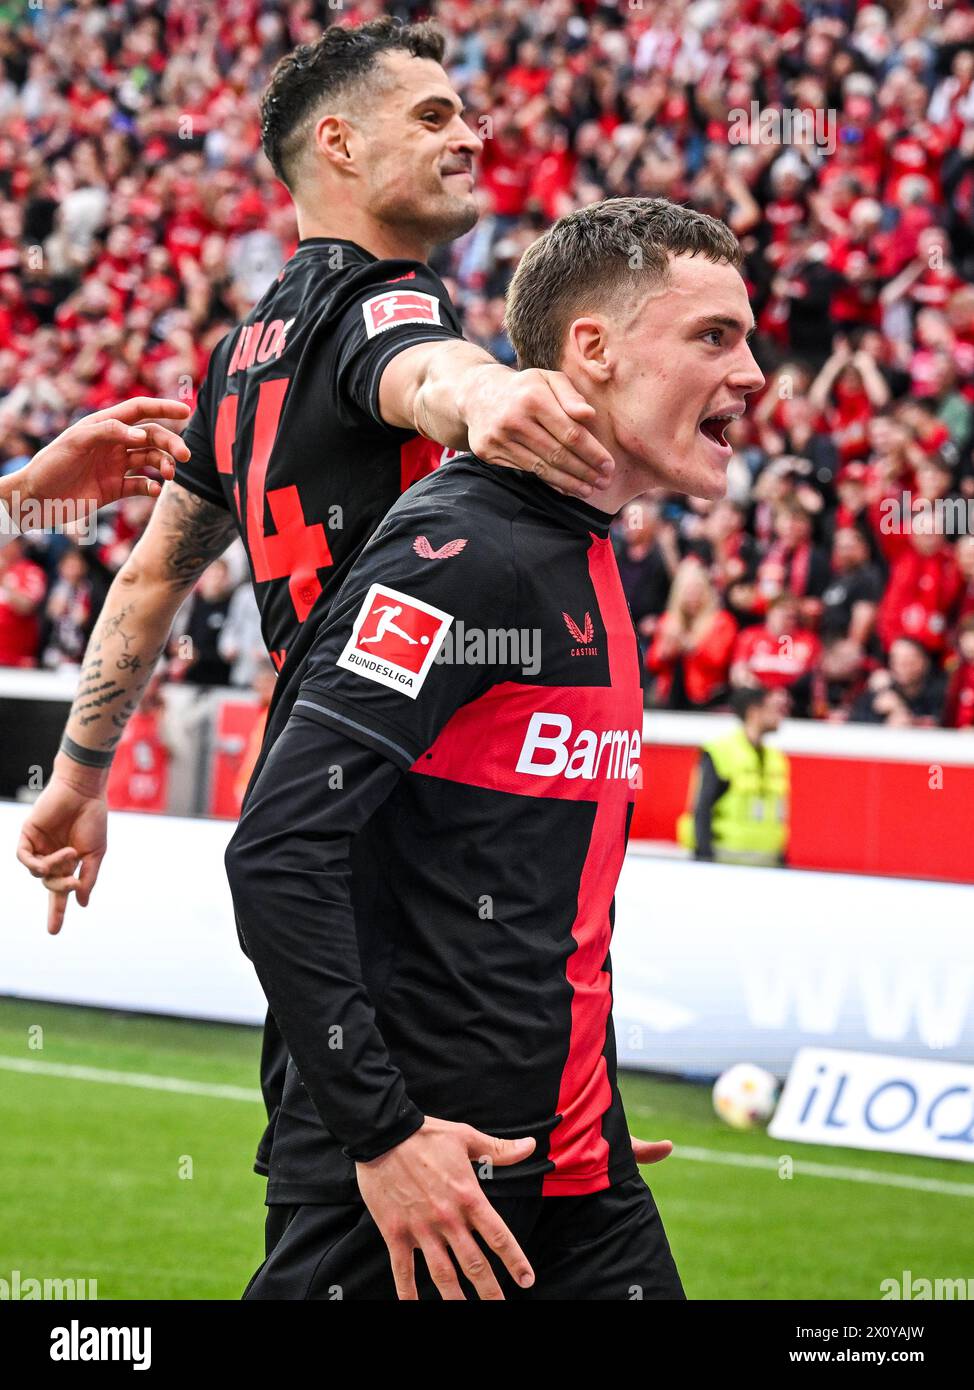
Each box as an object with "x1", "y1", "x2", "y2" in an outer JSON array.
[
  {"x1": 337, "y1": 582, "x2": 453, "y2": 698},
  {"x1": 515, "y1": 712, "x2": 641, "y2": 781}
]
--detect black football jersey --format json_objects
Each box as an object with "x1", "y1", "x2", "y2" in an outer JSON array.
[
  {"x1": 175, "y1": 238, "x2": 465, "y2": 681},
  {"x1": 229, "y1": 458, "x2": 645, "y2": 1203},
  {"x1": 175, "y1": 238, "x2": 469, "y2": 1179}
]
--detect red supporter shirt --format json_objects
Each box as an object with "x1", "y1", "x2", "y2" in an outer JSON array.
[
  {"x1": 828, "y1": 237, "x2": 882, "y2": 327},
  {"x1": 878, "y1": 548, "x2": 963, "y2": 654},
  {"x1": 480, "y1": 135, "x2": 535, "y2": 216},
  {"x1": 876, "y1": 205, "x2": 934, "y2": 277},
  {"x1": 945, "y1": 660, "x2": 974, "y2": 729},
  {"x1": 164, "y1": 208, "x2": 212, "y2": 266},
  {"x1": 911, "y1": 347, "x2": 944, "y2": 400},
  {"x1": 528, "y1": 148, "x2": 577, "y2": 221},
  {"x1": 824, "y1": 384, "x2": 873, "y2": 464},
  {"x1": 910, "y1": 266, "x2": 967, "y2": 311},
  {"x1": 0, "y1": 556, "x2": 46, "y2": 667},
  {"x1": 882, "y1": 123, "x2": 951, "y2": 206},
  {"x1": 645, "y1": 609, "x2": 737, "y2": 706},
  {"x1": 106, "y1": 710, "x2": 170, "y2": 813},
  {"x1": 819, "y1": 149, "x2": 883, "y2": 198},
  {"x1": 765, "y1": 197, "x2": 806, "y2": 243},
  {"x1": 958, "y1": 582, "x2": 974, "y2": 624},
  {"x1": 741, "y1": 0, "x2": 804, "y2": 33},
  {"x1": 733, "y1": 624, "x2": 821, "y2": 688},
  {"x1": 915, "y1": 419, "x2": 952, "y2": 457},
  {"x1": 506, "y1": 64, "x2": 551, "y2": 99}
]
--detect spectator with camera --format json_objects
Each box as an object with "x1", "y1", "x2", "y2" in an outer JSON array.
[{"x1": 851, "y1": 635, "x2": 947, "y2": 726}]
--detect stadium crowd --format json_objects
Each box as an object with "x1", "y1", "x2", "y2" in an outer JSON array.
[{"x1": 2, "y1": 0, "x2": 974, "y2": 728}]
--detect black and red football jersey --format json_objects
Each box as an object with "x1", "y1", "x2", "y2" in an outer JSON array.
[
  {"x1": 175, "y1": 238, "x2": 465, "y2": 680},
  {"x1": 229, "y1": 457, "x2": 646, "y2": 1203}
]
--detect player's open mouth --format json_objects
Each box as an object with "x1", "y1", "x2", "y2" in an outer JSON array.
[{"x1": 697, "y1": 410, "x2": 742, "y2": 455}]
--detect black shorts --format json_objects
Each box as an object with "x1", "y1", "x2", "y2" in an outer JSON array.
[{"x1": 244, "y1": 1174, "x2": 685, "y2": 1301}]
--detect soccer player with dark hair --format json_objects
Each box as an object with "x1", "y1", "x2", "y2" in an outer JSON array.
[
  {"x1": 17, "y1": 17, "x2": 620, "y2": 1194},
  {"x1": 226, "y1": 196, "x2": 765, "y2": 1300}
]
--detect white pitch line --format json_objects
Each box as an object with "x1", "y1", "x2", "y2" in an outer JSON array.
[
  {"x1": 676, "y1": 1144, "x2": 974, "y2": 1197},
  {"x1": 626, "y1": 1113, "x2": 974, "y2": 1198},
  {"x1": 4, "y1": 1059, "x2": 972, "y2": 1197},
  {"x1": 0, "y1": 1055, "x2": 262, "y2": 1103}
]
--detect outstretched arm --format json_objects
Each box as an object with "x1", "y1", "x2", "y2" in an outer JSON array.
[
  {"x1": 378, "y1": 339, "x2": 615, "y2": 498},
  {"x1": 0, "y1": 397, "x2": 191, "y2": 549},
  {"x1": 16, "y1": 481, "x2": 238, "y2": 932}
]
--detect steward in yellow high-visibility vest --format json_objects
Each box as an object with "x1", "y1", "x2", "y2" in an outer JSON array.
[{"x1": 677, "y1": 686, "x2": 790, "y2": 866}]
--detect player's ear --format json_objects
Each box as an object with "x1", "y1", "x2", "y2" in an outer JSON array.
[
  {"x1": 314, "y1": 113, "x2": 356, "y2": 171},
  {"x1": 567, "y1": 317, "x2": 612, "y2": 384}
]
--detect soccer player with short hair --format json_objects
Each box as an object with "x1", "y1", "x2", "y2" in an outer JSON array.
[
  {"x1": 17, "y1": 18, "x2": 621, "y2": 1189},
  {"x1": 226, "y1": 196, "x2": 765, "y2": 1300}
]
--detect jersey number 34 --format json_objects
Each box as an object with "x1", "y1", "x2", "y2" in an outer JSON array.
[{"x1": 215, "y1": 377, "x2": 333, "y2": 624}]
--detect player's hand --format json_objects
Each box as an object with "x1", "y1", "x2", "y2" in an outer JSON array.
[
  {"x1": 630, "y1": 1135, "x2": 673, "y2": 1164},
  {"x1": 355, "y1": 1115, "x2": 536, "y2": 1300},
  {"x1": 459, "y1": 364, "x2": 615, "y2": 500},
  {"x1": 19, "y1": 397, "x2": 192, "y2": 517},
  {"x1": 16, "y1": 760, "x2": 110, "y2": 934}
]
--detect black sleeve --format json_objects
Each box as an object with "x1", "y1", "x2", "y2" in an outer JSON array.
[
  {"x1": 331, "y1": 260, "x2": 465, "y2": 434},
  {"x1": 226, "y1": 489, "x2": 517, "y2": 1160},
  {"x1": 693, "y1": 750, "x2": 729, "y2": 861},
  {"x1": 225, "y1": 714, "x2": 425, "y2": 1162},
  {"x1": 173, "y1": 339, "x2": 232, "y2": 511},
  {"x1": 852, "y1": 567, "x2": 884, "y2": 605}
]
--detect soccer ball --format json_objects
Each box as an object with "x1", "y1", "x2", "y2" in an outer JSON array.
[{"x1": 712, "y1": 1063, "x2": 780, "y2": 1131}]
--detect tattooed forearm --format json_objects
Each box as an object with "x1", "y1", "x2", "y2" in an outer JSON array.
[
  {"x1": 74, "y1": 679, "x2": 123, "y2": 706},
  {"x1": 106, "y1": 696, "x2": 141, "y2": 747},
  {"x1": 75, "y1": 686, "x2": 129, "y2": 718},
  {"x1": 67, "y1": 633, "x2": 162, "y2": 751},
  {"x1": 58, "y1": 481, "x2": 237, "y2": 763},
  {"x1": 99, "y1": 604, "x2": 135, "y2": 643},
  {"x1": 155, "y1": 482, "x2": 237, "y2": 588}
]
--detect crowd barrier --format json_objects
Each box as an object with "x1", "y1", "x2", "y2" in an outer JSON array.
[
  {"x1": 3, "y1": 669, "x2": 971, "y2": 882},
  {"x1": 635, "y1": 712, "x2": 974, "y2": 884},
  {"x1": 3, "y1": 802, "x2": 971, "y2": 1077}
]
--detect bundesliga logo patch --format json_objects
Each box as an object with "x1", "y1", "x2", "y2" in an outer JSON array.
[
  {"x1": 362, "y1": 290, "x2": 442, "y2": 338},
  {"x1": 337, "y1": 583, "x2": 453, "y2": 698}
]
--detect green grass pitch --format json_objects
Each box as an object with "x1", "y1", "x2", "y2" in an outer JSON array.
[{"x1": 0, "y1": 998, "x2": 970, "y2": 1300}]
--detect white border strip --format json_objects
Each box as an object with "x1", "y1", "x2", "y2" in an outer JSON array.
[
  {"x1": 0, "y1": 667, "x2": 82, "y2": 702},
  {"x1": 3, "y1": 666, "x2": 971, "y2": 765},
  {"x1": 641, "y1": 711, "x2": 974, "y2": 766}
]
